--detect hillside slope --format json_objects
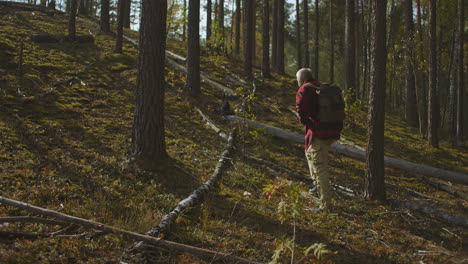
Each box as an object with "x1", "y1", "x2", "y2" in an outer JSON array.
[{"x1": 0, "y1": 4, "x2": 467, "y2": 264}]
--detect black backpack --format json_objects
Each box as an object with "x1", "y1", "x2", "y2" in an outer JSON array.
[{"x1": 304, "y1": 83, "x2": 346, "y2": 123}]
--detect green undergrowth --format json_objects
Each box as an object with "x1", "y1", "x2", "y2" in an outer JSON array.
[{"x1": 1, "y1": 7, "x2": 467, "y2": 264}]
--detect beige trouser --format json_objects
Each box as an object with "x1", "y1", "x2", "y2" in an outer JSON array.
[{"x1": 305, "y1": 139, "x2": 335, "y2": 211}]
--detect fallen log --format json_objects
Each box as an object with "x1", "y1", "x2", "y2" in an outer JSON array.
[
  {"x1": 166, "y1": 58, "x2": 237, "y2": 95},
  {"x1": 390, "y1": 200, "x2": 468, "y2": 227},
  {"x1": 31, "y1": 34, "x2": 94, "y2": 43},
  {"x1": 0, "y1": 196, "x2": 262, "y2": 264},
  {"x1": 121, "y1": 132, "x2": 241, "y2": 263},
  {"x1": 150, "y1": 131, "x2": 236, "y2": 236},
  {"x1": 225, "y1": 115, "x2": 468, "y2": 185}
]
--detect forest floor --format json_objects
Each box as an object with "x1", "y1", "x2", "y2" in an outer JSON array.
[{"x1": 0, "y1": 4, "x2": 467, "y2": 264}]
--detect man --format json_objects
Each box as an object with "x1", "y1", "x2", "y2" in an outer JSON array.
[{"x1": 295, "y1": 68, "x2": 343, "y2": 211}]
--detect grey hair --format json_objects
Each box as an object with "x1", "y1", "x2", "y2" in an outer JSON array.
[{"x1": 296, "y1": 68, "x2": 315, "y2": 83}]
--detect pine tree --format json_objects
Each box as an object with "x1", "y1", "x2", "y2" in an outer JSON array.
[
  {"x1": 100, "y1": 0, "x2": 110, "y2": 33},
  {"x1": 404, "y1": 0, "x2": 418, "y2": 127},
  {"x1": 295, "y1": 0, "x2": 302, "y2": 69},
  {"x1": 186, "y1": 0, "x2": 201, "y2": 95},
  {"x1": 262, "y1": 0, "x2": 270, "y2": 77},
  {"x1": 427, "y1": 0, "x2": 439, "y2": 148},
  {"x1": 114, "y1": 0, "x2": 125, "y2": 53},
  {"x1": 244, "y1": 0, "x2": 254, "y2": 79},
  {"x1": 68, "y1": 0, "x2": 78, "y2": 40},
  {"x1": 133, "y1": 0, "x2": 168, "y2": 161},
  {"x1": 345, "y1": 0, "x2": 356, "y2": 102},
  {"x1": 303, "y1": 0, "x2": 309, "y2": 68},
  {"x1": 365, "y1": 0, "x2": 387, "y2": 201}
]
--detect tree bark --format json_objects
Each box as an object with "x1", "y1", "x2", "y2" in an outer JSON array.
[
  {"x1": 123, "y1": 0, "x2": 131, "y2": 28},
  {"x1": 456, "y1": 0, "x2": 464, "y2": 142},
  {"x1": 427, "y1": 0, "x2": 439, "y2": 148},
  {"x1": 365, "y1": 0, "x2": 387, "y2": 201},
  {"x1": 186, "y1": 0, "x2": 201, "y2": 95},
  {"x1": 345, "y1": 0, "x2": 356, "y2": 102},
  {"x1": 99, "y1": 0, "x2": 110, "y2": 32},
  {"x1": 313, "y1": 0, "x2": 319, "y2": 78},
  {"x1": 133, "y1": 0, "x2": 167, "y2": 161},
  {"x1": 224, "y1": 115, "x2": 468, "y2": 185},
  {"x1": 415, "y1": 0, "x2": 427, "y2": 138},
  {"x1": 0, "y1": 196, "x2": 262, "y2": 264},
  {"x1": 303, "y1": 0, "x2": 309, "y2": 68},
  {"x1": 276, "y1": 0, "x2": 285, "y2": 74},
  {"x1": 114, "y1": 0, "x2": 125, "y2": 53},
  {"x1": 207, "y1": 0, "x2": 212, "y2": 44},
  {"x1": 78, "y1": 0, "x2": 87, "y2": 15},
  {"x1": 404, "y1": 0, "x2": 419, "y2": 128},
  {"x1": 217, "y1": 0, "x2": 225, "y2": 51},
  {"x1": 243, "y1": 0, "x2": 254, "y2": 80},
  {"x1": 262, "y1": 0, "x2": 270, "y2": 77},
  {"x1": 68, "y1": 0, "x2": 77, "y2": 40},
  {"x1": 235, "y1": 0, "x2": 240, "y2": 54},
  {"x1": 329, "y1": 0, "x2": 334, "y2": 82},
  {"x1": 271, "y1": 0, "x2": 278, "y2": 71},
  {"x1": 295, "y1": 0, "x2": 302, "y2": 69}
]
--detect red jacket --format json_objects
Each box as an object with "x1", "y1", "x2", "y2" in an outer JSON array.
[{"x1": 296, "y1": 81, "x2": 343, "y2": 152}]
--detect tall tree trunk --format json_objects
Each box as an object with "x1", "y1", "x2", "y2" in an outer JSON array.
[
  {"x1": 207, "y1": 0, "x2": 212, "y2": 45},
  {"x1": 123, "y1": 0, "x2": 131, "y2": 28},
  {"x1": 133, "y1": 0, "x2": 168, "y2": 162},
  {"x1": 295, "y1": 0, "x2": 302, "y2": 69},
  {"x1": 361, "y1": 0, "x2": 368, "y2": 101},
  {"x1": 186, "y1": 0, "x2": 201, "y2": 95},
  {"x1": 244, "y1": 0, "x2": 254, "y2": 79},
  {"x1": 114, "y1": 0, "x2": 125, "y2": 53},
  {"x1": 271, "y1": 0, "x2": 278, "y2": 71},
  {"x1": 218, "y1": 0, "x2": 225, "y2": 52},
  {"x1": 448, "y1": 29, "x2": 458, "y2": 138},
  {"x1": 276, "y1": 0, "x2": 285, "y2": 75},
  {"x1": 100, "y1": 0, "x2": 110, "y2": 33},
  {"x1": 427, "y1": 0, "x2": 438, "y2": 148},
  {"x1": 78, "y1": 0, "x2": 88, "y2": 15},
  {"x1": 416, "y1": 0, "x2": 428, "y2": 138},
  {"x1": 329, "y1": 0, "x2": 334, "y2": 82},
  {"x1": 303, "y1": 0, "x2": 309, "y2": 68},
  {"x1": 365, "y1": 0, "x2": 387, "y2": 201},
  {"x1": 68, "y1": 0, "x2": 77, "y2": 40},
  {"x1": 262, "y1": 0, "x2": 270, "y2": 77},
  {"x1": 66, "y1": 0, "x2": 70, "y2": 12},
  {"x1": 182, "y1": 0, "x2": 187, "y2": 41},
  {"x1": 235, "y1": 0, "x2": 240, "y2": 54},
  {"x1": 251, "y1": 2, "x2": 256, "y2": 65},
  {"x1": 456, "y1": 0, "x2": 464, "y2": 142},
  {"x1": 404, "y1": 0, "x2": 419, "y2": 127},
  {"x1": 314, "y1": 0, "x2": 319, "y2": 78},
  {"x1": 345, "y1": 0, "x2": 356, "y2": 103}
]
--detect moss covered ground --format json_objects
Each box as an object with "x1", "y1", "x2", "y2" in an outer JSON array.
[{"x1": 0, "y1": 5, "x2": 467, "y2": 264}]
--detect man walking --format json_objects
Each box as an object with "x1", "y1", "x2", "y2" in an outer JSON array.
[{"x1": 295, "y1": 68, "x2": 344, "y2": 211}]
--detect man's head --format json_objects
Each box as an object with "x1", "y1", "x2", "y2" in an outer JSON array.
[{"x1": 296, "y1": 68, "x2": 315, "y2": 87}]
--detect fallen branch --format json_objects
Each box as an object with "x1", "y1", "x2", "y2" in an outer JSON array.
[
  {"x1": 151, "y1": 131, "x2": 236, "y2": 236},
  {"x1": 195, "y1": 107, "x2": 229, "y2": 140},
  {"x1": 0, "y1": 216, "x2": 68, "y2": 226},
  {"x1": 194, "y1": 108, "x2": 357, "y2": 197},
  {"x1": 0, "y1": 196, "x2": 262, "y2": 264},
  {"x1": 225, "y1": 115, "x2": 468, "y2": 185},
  {"x1": 390, "y1": 200, "x2": 468, "y2": 227},
  {"x1": 416, "y1": 175, "x2": 468, "y2": 199},
  {"x1": 166, "y1": 58, "x2": 237, "y2": 95}
]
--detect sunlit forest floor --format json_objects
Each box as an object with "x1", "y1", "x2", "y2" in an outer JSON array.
[{"x1": 1, "y1": 5, "x2": 467, "y2": 264}]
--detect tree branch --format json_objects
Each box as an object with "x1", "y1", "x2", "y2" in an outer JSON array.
[{"x1": 0, "y1": 196, "x2": 262, "y2": 264}]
